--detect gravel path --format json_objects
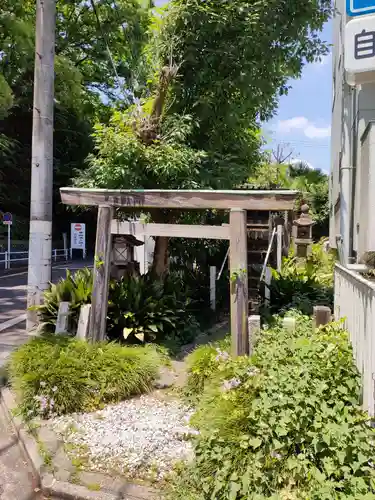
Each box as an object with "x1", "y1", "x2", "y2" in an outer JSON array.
[{"x1": 50, "y1": 394, "x2": 195, "y2": 480}]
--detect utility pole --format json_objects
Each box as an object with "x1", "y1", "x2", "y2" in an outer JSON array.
[{"x1": 27, "y1": 0, "x2": 56, "y2": 331}]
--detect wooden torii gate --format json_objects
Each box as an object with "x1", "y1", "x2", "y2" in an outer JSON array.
[{"x1": 60, "y1": 188, "x2": 297, "y2": 355}]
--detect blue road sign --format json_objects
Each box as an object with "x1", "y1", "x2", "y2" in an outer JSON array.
[
  {"x1": 347, "y1": 0, "x2": 375, "y2": 16},
  {"x1": 2, "y1": 212, "x2": 12, "y2": 225}
]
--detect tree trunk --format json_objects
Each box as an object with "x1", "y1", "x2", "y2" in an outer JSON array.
[
  {"x1": 137, "y1": 64, "x2": 178, "y2": 277},
  {"x1": 148, "y1": 208, "x2": 171, "y2": 278},
  {"x1": 151, "y1": 236, "x2": 169, "y2": 277}
]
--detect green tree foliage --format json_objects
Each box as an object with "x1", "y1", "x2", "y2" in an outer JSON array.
[
  {"x1": 247, "y1": 161, "x2": 329, "y2": 237},
  {"x1": 78, "y1": 0, "x2": 333, "y2": 191},
  {"x1": 0, "y1": 0, "x2": 151, "y2": 237},
  {"x1": 0, "y1": 0, "x2": 150, "y2": 108},
  {"x1": 76, "y1": 0, "x2": 332, "y2": 272},
  {"x1": 159, "y1": 0, "x2": 332, "y2": 165}
]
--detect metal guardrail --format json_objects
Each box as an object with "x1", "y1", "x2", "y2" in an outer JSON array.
[{"x1": 0, "y1": 248, "x2": 69, "y2": 270}]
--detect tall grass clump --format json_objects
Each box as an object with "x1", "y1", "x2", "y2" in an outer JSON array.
[
  {"x1": 8, "y1": 336, "x2": 164, "y2": 419},
  {"x1": 183, "y1": 336, "x2": 231, "y2": 400}
]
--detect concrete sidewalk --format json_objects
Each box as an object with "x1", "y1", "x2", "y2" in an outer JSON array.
[
  {"x1": 0, "y1": 391, "x2": 50, "y2": 500},
  {"x1": 0, "y1": 323, "x2": 28, "y2": 368},
  {"x1": 0, "y1": 262, "x2": 94, "y2": 499}
]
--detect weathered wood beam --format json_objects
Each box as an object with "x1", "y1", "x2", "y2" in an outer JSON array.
[
  {"x1": 90, "y1": 206, "x2": 113, "y2": 342},
  {"x1": 60, "y1": 188, "x2": 297, "y2": 211},
  {"x1": 111, "y1": 221, "x2": 230, "y2": 240},
  {"x1": 229, "y1": 209, "x2": 248, "y2": 356}
]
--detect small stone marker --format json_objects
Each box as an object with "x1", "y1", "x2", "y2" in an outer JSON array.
[
  {"x1": 76, "y1": 304, "x2": 91, "y2": 340},
  {"x1": 248, "y1": 315, "x2": 261, "y2": 355},
  {"x1": 282, "y1": 316, "x2": 296, "y2": 332},
  {"x1": 313, "y1": 305, "x2": 331, "y2": 329},
  {"x1": 55, "y1": 302, "x2": 70, "y2": 334}
]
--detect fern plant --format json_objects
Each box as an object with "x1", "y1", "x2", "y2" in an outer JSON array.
[
  {"x1": 107, "y1": 273, "x2": 199, "y2": 347},
  {"x1": 32, "y1": 269, "x2": 200, "y2": 348},
  {"x1": 263, "y1": 240, "x2": 334, "y2": 316},
  {"x1": 30, "y1": 267, "x2": 93, "y2": 333}
]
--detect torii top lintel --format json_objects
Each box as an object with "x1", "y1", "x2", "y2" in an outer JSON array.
[{"x1": 60, "y1": 188, "x2": 298, "y2": 211}]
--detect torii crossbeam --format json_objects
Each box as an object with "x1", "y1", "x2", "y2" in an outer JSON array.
[{"x1": 60, "y1": 188, "x2": 297, "y2": 355}]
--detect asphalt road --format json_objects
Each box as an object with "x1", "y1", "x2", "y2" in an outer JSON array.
[
  {"x1": 0, "y1": 261, "x2": 92, "y2": 366},
  {"x1": 0, "y1": 261, "x2": 91, "y2": 326}
]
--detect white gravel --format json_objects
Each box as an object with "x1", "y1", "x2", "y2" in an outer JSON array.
[{"x1": 50, "y1": 394, "x2": 196, "y2": 480}]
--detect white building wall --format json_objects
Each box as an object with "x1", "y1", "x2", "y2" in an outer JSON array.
[
  {"x1": 354, "y1": 87, "x2": 372, "y2": 254},
  {"x1": 330, "y1": 0, "x2": 345, "y2": 249},
  {"x1": 330, "y1": 0, "x2": 375, "y2": 263}
]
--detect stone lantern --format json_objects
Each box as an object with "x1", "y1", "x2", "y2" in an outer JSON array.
[
  {"x1": 111, "y1": 234, "x2": 144, "y2": 280},
  {"x1": 292, "y1": 203, "x2": 314, "y2": 257}
]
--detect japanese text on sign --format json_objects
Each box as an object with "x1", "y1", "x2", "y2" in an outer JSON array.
[
  {"x1": 355, "y1": 29, "x2": 375, "y2": 59},
  {"x1": 345, "y1": 16, "x2": 375, "y2": 82},
  {"x1": 71, "y1": 223, "x2": 86, "y2": 250}
]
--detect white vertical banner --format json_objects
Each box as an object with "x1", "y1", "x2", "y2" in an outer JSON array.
[{"x1": 70, "y1": 223, "x2": 86, "y2": 257}]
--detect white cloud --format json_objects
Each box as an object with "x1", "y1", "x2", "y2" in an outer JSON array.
[
  {"x1": 276, "y1": 116, "x2": 331, "y2": 139},
  {"x1": 304, "y1": 124, "x2": 331, "y2": 139}
]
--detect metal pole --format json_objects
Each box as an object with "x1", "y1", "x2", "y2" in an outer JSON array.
[
  {"x1": 7, "y1": 225, "x2": 10, "y2": 269},
  {"x1": 62, "y1": 232, "x2": 67, "y2": 260},
  {"x1": 210, "y1": 266, "x2": 216, "y2": 311},
  {"x1": 217, "y1": 246, "x2": 229, "y2": 280},
  {"x1": 260, "y1": 227, "x2": 276, "y2": 282},
  {"x1": 277, "y1": 224, "x2": 283, "y2": 272},
  {"x1": 264, "y1": 266, "x2": 271, "y2": 307},
  {"x1": 27, "y1": 0, "x2": 55, "y2": 331}
]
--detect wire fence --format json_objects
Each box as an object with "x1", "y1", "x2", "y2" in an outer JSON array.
[{"x1": 0, "y1": 248, "x2": 69, "y2": 270}]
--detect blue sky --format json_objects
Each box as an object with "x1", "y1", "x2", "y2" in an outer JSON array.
[
  {"x1": 265, "y1": 22, "x2": 332, "y2": 172},
  {"x1": 154, "y1": 0, "x2": 332, "y2": 172}
]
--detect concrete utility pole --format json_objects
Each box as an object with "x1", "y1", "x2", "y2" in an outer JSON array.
[{"x1": 27, "y1": 0, "x2": 56, "y2": 331}]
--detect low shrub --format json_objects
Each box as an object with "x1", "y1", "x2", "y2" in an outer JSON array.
[
  {"x1": 8, "y1": 336, "x2": 163, "y2": 419},
  {"x1": 169, "y1": 314, "x2": 375, "y2": 500},
  {"x1": 264, "y1": 241, "x2": 334, "y2": 316},
  {"x1": 107, "y1": 273, "x2": 200, "y2": 349},
  {"x1": 183, "y1": 336, "x2": 231, "y2": 400},
  {"x1": 30, "y1": 268, "x2": 93, "y2": 333},
  {"x1": 32, "y1": 269, "x2": 201, "y2": 350},
  {"x1": 168, "y1": 264, "x2": 230, "y2": 327}
]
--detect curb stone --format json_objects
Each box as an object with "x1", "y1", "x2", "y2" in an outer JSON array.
[{"x1": 0, "y1": 388, "x2": 159, "y2": 500}]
